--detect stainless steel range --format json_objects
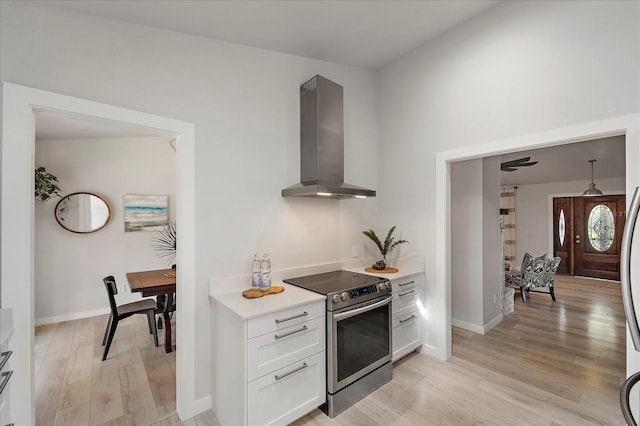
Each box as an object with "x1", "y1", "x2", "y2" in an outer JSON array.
[{"x1": 284, "y1": 270, "x2": 393, "y2": 417}]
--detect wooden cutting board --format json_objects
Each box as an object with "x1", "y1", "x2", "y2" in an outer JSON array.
[
  {"x1": 242, "y1": 285, "x2": 285, "y2": 299},
  {"x1": 364, "y1": 267, "x2": 399, "y2": 274}
]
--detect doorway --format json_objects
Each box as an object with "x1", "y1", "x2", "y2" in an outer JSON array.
[
  {"x1": 1, "y1": 83, "x2": 198, "y2": 425},
  {"x1": 553, "y1": 195, "x2": 626, "y2": 280}
]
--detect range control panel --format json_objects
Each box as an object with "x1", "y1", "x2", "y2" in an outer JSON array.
[{"x1": 328, "y1": 280, "x2": 391, "y2": 311}]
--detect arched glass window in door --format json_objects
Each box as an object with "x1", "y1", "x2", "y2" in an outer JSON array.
[
  {"x1": 587, "y1": 204, "x2": 615, "y2": 252},
  {"x1": 558, "y1": 209, "x2": 566, "y2": 247}
]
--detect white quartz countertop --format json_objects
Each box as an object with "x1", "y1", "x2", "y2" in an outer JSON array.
[
  {"x1": 211, "y1": 282, "x2": 325, "y2": 320},
  {"x1": 343, "y1": 263, "x2": 425, "y2": 280}
]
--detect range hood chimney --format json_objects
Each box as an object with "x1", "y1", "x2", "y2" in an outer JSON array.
[{"x1": 281, "y1": 75, "x2": 376, "y2": 199}]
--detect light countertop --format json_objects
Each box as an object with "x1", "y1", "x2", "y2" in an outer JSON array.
[
  {"x1": 343, "y1": 263, "x2": 425, "y2": 280},
  {"x1": 211, "y1": 283, "x2": 325, "y2": 320}
]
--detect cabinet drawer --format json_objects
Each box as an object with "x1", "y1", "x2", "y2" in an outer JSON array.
[
  {"x1": 248, "y1": 301, "x2": 324, "y2": 339},
  {"x1": 392, "y1": 310, "x2": 420, "y2": 361},
  {"x1": 391, "y1": 278, "x2": 418, "y2": 293},
  {"x1": 392, "y1": 287, "x2": 419, "y2": 314},
  {"x1": 247, "y1": 317, "x2": 325, "y2": 381},
  {"x1": 248, "y1": 352, "x2": 326, "y2": 426}
]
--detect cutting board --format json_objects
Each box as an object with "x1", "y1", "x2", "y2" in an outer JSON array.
[{"x1": 242, "y1": 285, "x2": 285, "y2": 299}]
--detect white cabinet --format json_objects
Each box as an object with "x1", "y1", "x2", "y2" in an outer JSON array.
[
  {"x1": 213, "y1": 297, "x2": 326, "y2": 426},
  {"x1": 390, "y1": 275, "x2": 423, "y2": 361}
]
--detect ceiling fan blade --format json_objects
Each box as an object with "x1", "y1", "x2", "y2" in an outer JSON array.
[
  {"x1": 500, "y1": 156, "x2": 532, "y2": 167},
  {"x1": 516, "y1": 161, "x2": 538, "y2": 167},
  {"x1": 501, "y1": 166, "x2": 518, "y2": 172}
]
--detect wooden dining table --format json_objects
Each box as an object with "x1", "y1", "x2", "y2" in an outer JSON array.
[{"x1": 126, "y1": 268, "x2": 176, "y2": 353}]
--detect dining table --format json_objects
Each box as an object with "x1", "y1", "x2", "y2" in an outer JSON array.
[{"x1": 126, "y1": 268, "x2": 176, "y2": 353}]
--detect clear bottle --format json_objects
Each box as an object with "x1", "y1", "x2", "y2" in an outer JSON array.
[
  {"x1": 259, "y1": 253, "x2": 271, "y2": 292},
  {"x1": 251, "y1": 254, "x2": 262, "y2": 290}
]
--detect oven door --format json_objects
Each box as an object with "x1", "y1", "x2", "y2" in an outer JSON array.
[{"x1": 327, "y1": 295, "x2": 392, "y2": 394}]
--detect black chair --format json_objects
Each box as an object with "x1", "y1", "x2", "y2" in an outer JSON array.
[
  {"x1": 102, "y1": 276, "x2": 159, "y2": 361},
  {"x1": 156, "y1": 264, "x2": 176, "y2": 329}
]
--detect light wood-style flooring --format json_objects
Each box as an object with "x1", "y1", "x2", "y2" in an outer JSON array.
[
  {"x1": 37, "y1": 275, "x2": 625, "y2": 425},
  {"x1": 294, "y1": 275, "x2": 625, "y2": 425}
]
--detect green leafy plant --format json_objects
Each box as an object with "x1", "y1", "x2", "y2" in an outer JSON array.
[
  {"x1": 362, "y1": 225, "x2": 408, "y2": 261},
  {"x1": 152, "y1": 221, "x2": 176, "y2": 265},
  {"x1": 34, "y1": 166, "x2": 61, "y2": 201}
]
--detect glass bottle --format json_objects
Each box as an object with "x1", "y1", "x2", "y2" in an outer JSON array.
[
  {"x1": 259, "y1": 253, "x2": 271, "y2": 292},
  {"x1": 251, "y1": 254, "x2": 261, "y2": 290}
]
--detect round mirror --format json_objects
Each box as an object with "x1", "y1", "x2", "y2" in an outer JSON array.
[{"x1": 55, "y1": 192, "x2": 111, "y2": 234}]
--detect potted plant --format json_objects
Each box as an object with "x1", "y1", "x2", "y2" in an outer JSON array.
[
  {"x1": 34, "y1": 166, "x2": 61, "y2": 201},
  {"x1": 152, "y1": 221, "x2": 177, "y2": 266},
  {"x1": 362, "y1": 226, "x2": 408, "y2": 270}
]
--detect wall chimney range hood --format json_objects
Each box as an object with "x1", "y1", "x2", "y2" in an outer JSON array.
[{"x1": 281, "y1": 75, "x2": 376, "y2": 199}]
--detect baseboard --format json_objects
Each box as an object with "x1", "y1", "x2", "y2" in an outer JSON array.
[
  {"x1": 451, "y1": 318, "x2": 485, "y2": 334},
  {"x1": 483, "y1": 313, "x2": 504, "y2": 333},
  {"x1": 35, "y1": 307, "x2": 110, "y2": 326},
  {"x1": 192, "y1": 395, "x2": 212, "y2": 417}
]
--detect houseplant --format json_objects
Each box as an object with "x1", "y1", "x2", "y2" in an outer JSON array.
[
  {"x1": 362, "y1": 225, "x2": 408, "y2": 270},
  {"x1": 34, "y1": 166, "x2": 61, "y2": 201},
  {"x1": 152, "y1": 221, "x2": 176, "y2": 266}
]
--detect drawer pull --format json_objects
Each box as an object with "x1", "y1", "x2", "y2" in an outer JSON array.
[
  {"x1": 274, "y1": 325, "x2": 308, "y2": 340},
  {"x1": 0, "y1": 370, "x2": 13, "y2": 395},
  {"x1": 398, "y1": 280, "x2": 415, "y2": 287},
  {"x1": 398, "y1": 290, "x2": 416, "y2": 298},
  {"x1": 275, "y1": 311, "x2": 308, "y2": 324},
  {"x1": 400, "y1": 314, "x2": 418, "y2": 324},
  {"x1": 0, "y1": 351, "x2": 12, "y2": 371},
  {"x1": 274, "y1": 362, "x2": 308, "y2": 381}
]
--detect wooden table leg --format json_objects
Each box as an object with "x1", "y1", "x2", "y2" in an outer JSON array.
[{"x1": 164, "y1": 292, "x2": 174, "y2": 353}]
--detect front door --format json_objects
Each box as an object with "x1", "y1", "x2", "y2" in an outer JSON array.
[
  {"x1": 574, "y1": 195, "x2": 626, "y2": 280},
  {"x1": 553, "y1": 195, "x2": 626, "y2": 280}
]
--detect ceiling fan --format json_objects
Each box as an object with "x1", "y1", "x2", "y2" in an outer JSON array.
[{"x1": 500, "y1": 156, "x2": 538, "y2": 172}]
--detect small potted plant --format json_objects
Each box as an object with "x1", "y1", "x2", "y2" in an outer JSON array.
[
  {"x1": 362, "y1": 226, "x2": 408, "y2": 270},
  {"x1": 34, "y1": 166, "x2": 61, "y2": 201}
]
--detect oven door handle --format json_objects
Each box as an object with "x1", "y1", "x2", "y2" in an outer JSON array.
[{"x1": 333, "y1": 296, "x2": 393, "y2": 320}]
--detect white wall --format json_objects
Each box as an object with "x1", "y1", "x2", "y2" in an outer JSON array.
[
  {"x1": 450, "y1": 157, "x2": 502, "y2": 333},
  {"x1": 482, "y1": 157, "x2": 501, "y2": 326},
  {"x1": 34, "y1": 136, "x2": 176, "y2": 324},
  {"x1": 514, "y1": 177, "x2": 626, "y2": 267},
  {"x1": 377, "y1": 0, "x2": 639, "y2": 354},
  {"x1": 451, "y1": 159, "x2": 483, "y2": 327},
  {"x1": 0, "y1": 1, "x2": 378, "y2": 402}
]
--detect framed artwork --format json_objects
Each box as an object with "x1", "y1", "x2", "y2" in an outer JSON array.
[{"x1": 123, "y1": 194, "x2": 169, "y2": 232}]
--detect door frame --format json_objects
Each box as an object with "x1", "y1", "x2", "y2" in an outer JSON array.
[
  {"x1": 1, "y1": 83, "x2": 198, "y2": 424},
  {"x1": 434, "y1": 113, "x2": 640, "y2": 380}
]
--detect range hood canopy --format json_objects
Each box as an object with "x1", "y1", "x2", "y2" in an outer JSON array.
[{"x1": 282, "y1": 75, "x2": 376, "y2": 199}]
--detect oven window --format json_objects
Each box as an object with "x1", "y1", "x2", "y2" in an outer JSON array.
[{"x1": 336, "y1": 302, "x2": 390, "y2": 382}]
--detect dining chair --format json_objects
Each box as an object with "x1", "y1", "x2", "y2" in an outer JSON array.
[
  {"x1": 102, "y1": 275, "x2": 159, "y2": 361},
  {"x1": 156, "y1": 264, "x2": 176, "y2": 330}
]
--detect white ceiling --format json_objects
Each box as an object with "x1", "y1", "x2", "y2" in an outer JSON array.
[
  {"x1": 37, "y1": 0, "x2": 501, "y2": 69},
  {"x1": 35, "y1": 110, "x2": 170, "y2": 141},
  {"x1": 33, "y1": 0, "x2": 627, "y2": 187},
  {"x1": 499, "y1": 136, "x2": 626, "y2": 186}
]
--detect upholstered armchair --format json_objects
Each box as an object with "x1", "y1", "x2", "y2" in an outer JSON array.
[{"x1": 507, "y1": 253, "x2": 561, "y2": 302}]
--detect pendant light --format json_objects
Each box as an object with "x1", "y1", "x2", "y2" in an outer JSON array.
[{"x1": 582, "y1": 159, "x2": 603, "y2": 196}]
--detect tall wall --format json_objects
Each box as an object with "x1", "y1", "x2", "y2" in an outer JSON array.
[
  {"x1": 1, "y1": 2, "x2": 378, "y2": 402},
  {"x1": 377, "y1": 0, "x2": 639, "y2": 352},
  {"x1": 35, "y1": 136, "x2": 176, "y2": 324}
]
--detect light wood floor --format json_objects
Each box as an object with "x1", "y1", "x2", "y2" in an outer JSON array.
[
  {"x1": 294, "y1": 275, "x2": 625, "y2": 425},
  {"x1": 37, "y1": 275, "x2": 625, "y2": 425}
]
